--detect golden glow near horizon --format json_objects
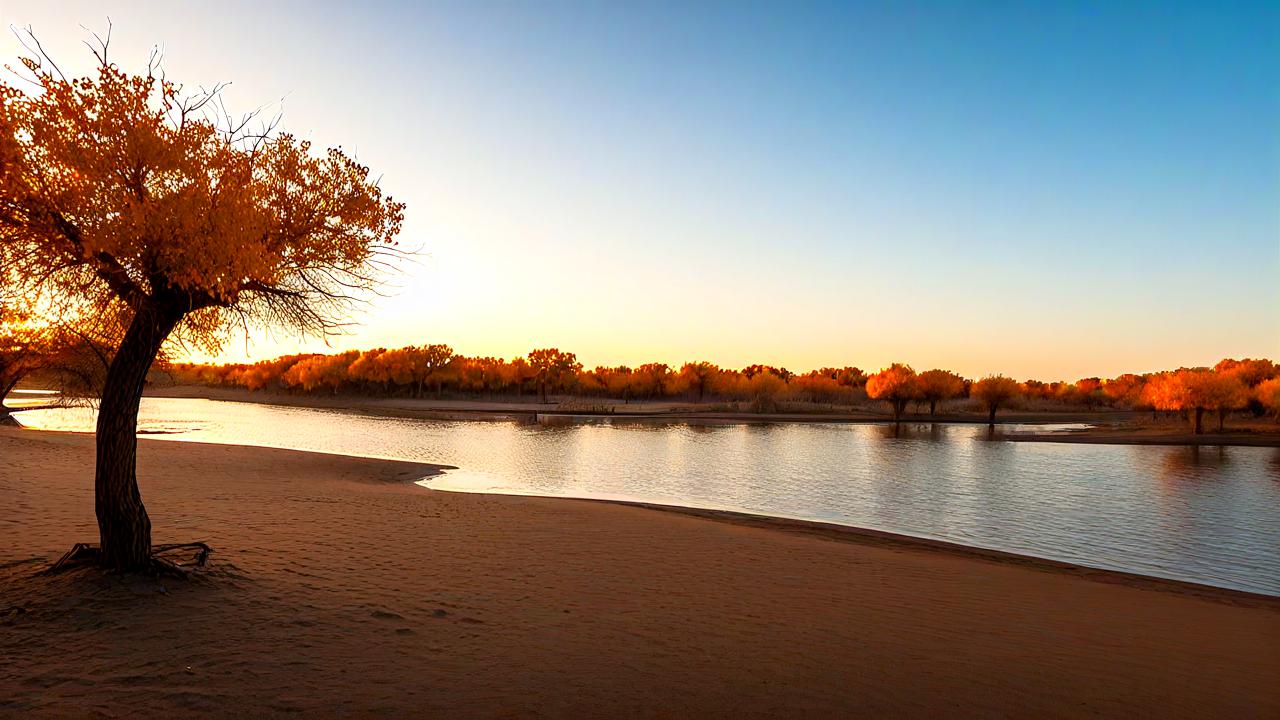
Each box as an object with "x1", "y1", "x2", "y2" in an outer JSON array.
[{"x1": 5, "y1": 2, "x2": 1278, "y2": 382}]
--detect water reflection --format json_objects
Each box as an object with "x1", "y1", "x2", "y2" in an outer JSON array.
[
  {"x1": 14, "y1": 398, "x2": 1280, "y2": 595},
  {"x1": 1159, "y1": 446, "x2": 1231, "y2": 482},
  {"x1": 876, "y1": 423, "x2": 944, "y2": 441}
]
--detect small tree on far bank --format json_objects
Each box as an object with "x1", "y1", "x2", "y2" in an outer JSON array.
[
  {"x1": 528, "y1": 348, "x2": 581, "y2": 403},
  {"x1": 972, "y1": 375, "x2": 1020, "y2": 424},
  {"x1": 866, "y1": 363, "x2": 919, "y2": 422},
  {"x1": 1184, "y1": 370, "x2": 1247, "y2": 434},
  {"x1": 0, "y1": 43, "x2": 404, "y2": 571},
  {"x1": 916, "y1": 369, "x2": 965, "y2": 417},
  {"x1": 411, "y1": 344, "x2": 455, "y2": 399},
  {"x1": 1256, "y1": 378, "x2": 1280, "y2": 422},
  {"x1": 679, "y1": 361, "x2": 719, "y2": 402}
]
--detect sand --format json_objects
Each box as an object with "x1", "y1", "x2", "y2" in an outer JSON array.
[{"x1": 2, "y1": 428, "x2": 1278, "y2": 718}]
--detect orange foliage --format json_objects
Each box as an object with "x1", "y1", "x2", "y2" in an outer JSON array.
[
  {"x1": 1184, "y1": 370, "x2": 1248, "y2": 433},
  {"x1": 1103, "y1": 374, "x2": 1145, "y2": 406},
  {"x1": 167, "y1": 349, "x2": 1278, "y2": 433},
  {"x1": 1255, "y1": 378, "x2": 1280, "y2": 420},
  {"x1": 0, "y1": 42, "x2": 407, "y2": 567},
  {"x1": 527, "y1": 348, "x2": 581, "y2": 402},
  {"x1": 916, "y1": 369, "x2": 965, "y2": 416},
  {"x1": 972, "y1": 375, "x2": 1020, "y2": 423},
  {"x1": 865, "y1": 364, "x2": 919, "y2": 420}
]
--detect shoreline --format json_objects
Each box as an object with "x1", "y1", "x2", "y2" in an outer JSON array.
[
  {"x1": 428, "y1": 469, "x2": 1279, "y2": 603},
  {"x1": 14, "y1": 422, "x2": 1280, "y2": 602},
  {"x1": 135, "y1": 385, "x2": 1280, "y2": 447},
  {"x1": 3, "y1": 427, "x2": 1278, "y2": 717},
  {"x1": 520, "y1": 495, "x2": 1280, "y2": 605},
  {"x1": 423, "y1": 475, "x2": 1279, "y2": 603},
  {"x1": 18, "y1": 422, "x2": 1280, "y2": 598}
]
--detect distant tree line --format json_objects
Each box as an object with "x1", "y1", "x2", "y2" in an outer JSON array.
[{"x1": 149, "y1": 347, "x2": 1280, "y2": 433}]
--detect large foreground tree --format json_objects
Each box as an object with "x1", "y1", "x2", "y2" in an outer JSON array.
[{"x1": 0, "y1": 44, "x2": 404, "y2": 570}]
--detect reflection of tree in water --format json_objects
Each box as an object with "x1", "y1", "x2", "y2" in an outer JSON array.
[
  {"x1": 876, "y1": 423, "x2": 944, "y2": 441},
  {"x1": 1159, "y1": 445, "x2": 1231, "y2": 482}
]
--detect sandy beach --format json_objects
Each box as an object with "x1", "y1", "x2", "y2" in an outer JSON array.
[{"x1": 2, "y1": 427, "x2": 1278, "y2": 718}]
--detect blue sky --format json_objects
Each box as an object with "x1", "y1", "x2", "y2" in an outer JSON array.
[{"x1": 3, "y1": 1, "x2": 1277, "y2": 378}]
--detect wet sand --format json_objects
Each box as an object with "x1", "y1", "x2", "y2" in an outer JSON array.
[{"x1": 2, "y1": 427, "x2": 1277, "y2": 718}]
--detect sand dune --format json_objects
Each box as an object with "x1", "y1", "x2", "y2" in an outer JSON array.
[{"x1": 2, "y1": 427, "x2": 1277, "y2": 718}]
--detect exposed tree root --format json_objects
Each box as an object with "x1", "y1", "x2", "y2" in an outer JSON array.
[{"x1": 47, "y1": 541, "x2": 212, "y2": 577}]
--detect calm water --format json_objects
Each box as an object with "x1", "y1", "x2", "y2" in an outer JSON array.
[{"x1": 15, "y1": 398, "x2": 1280, "y2": 595}]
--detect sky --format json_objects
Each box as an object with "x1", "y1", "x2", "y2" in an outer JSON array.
[{"x1": 2, "y1": 1, "x2": 1277, "y2": 380}]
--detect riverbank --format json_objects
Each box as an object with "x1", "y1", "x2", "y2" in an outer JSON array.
[
  {"x1": 3, "y1": 428, "x2": 1277, "y2": 718},
  {"x1": 141, "y1": 385, "x2": 1280, "y2": 447},
  {"x1": 143, "y1": 384, "x2": 1132, "y2": 423}
]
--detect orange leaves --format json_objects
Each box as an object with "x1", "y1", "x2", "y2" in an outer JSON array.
[
  {"x1": 972, "y1": 375, "x2": 1019, "y2": 406},
  {"x1": 527, "y1": 348, "x2": 580, "y2": 376},
  {"x1": 1184, "y1": 370, "x2": 1248, "y2": 413},
  {"x1": 0, "y1": 48, "x2": 404, "y2": 351},
  {"x1": 866, "y1": 363, "x2": 918, "y2": 402},
  {"x1": 167, "y1": 347, "x2": 1280, "y2": 427},
  {"x1": 1255, "y1": 378, "x2": 1280, "y2": 418},
  {"x1": 1140, "y1": 372, "x2": 1188, "y2": 412},
  {"x1": 917, "y1": 369, "x2": 965, "y2": 403},
  {"x1": 1140, "y1": 368, "x2": 1252, "y2": 415}
]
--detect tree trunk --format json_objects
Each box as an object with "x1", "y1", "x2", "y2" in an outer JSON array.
[
  {"x1": 929, "y1": 399, "x2": 937, "y2": 416},
  {"x1": 1192, "y1": 407, "x2": 1204, "y2": 435},
  {"x1": 95, "y1": 302, "x2": 183, "y2": 571},
  {"x1": 0, "y1": 375, "x2": 18, "y2": 425},
  {"x1": 987, "y1": 405, "x2": 997, "y2": 424},
  {"x1": 1218, "y1": 409, "x2": 1226, "y2": 433}
]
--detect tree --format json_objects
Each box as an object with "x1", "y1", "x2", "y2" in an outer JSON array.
[
  {"x1": 1074, "y1": 377, "x2": 1105, "y2": 409},
  {"x1": 409, "y1": 344, "x2": 454, "y2": 399},
  {"x1": 972, "y1": 375, "x2": 1019, "y2": 424},
  {"x1": 865, "y1": 363, "x2": 918, "y2": 421},
  {"x1": 0, "y1": 45, "x2": 404, "y2": 570},
  {"x1": 634, "y1": 362, "x2": 672, "y2": 399},
  {"x1": 679, "y1": 361, "x2": 718, "y2": 402},
  {"x1": 916, "y1": 369, "x2": 965, "y2": 416},
  {"x1": 1140, "y1": 371, "x2": 1188, "y2": 419},
  {"x1": 1185, "y1": 371, "x2": 1247, "y2": 433},
  {"x1": 1214, "y1": 358, "x2": 1277, "y2": 387},
  {"x1": 1255, "y1": 377, "x2": 1280, "y2": 422},
  {"x1": 282, "y1": 352, "x2": 357, "y2": 394},
  {"x1": 1103, "y1": 373, "x2": 1145, "y2": 407},
  {"x1": 348, "y1": 348, "x2": 393, "y2": 394},
  {"x1": 527, "y1": 348, "x2": 580, "y2": 403},
  {"x1": 603, "y1": 366, "x2": 634, "y2": 403}
]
